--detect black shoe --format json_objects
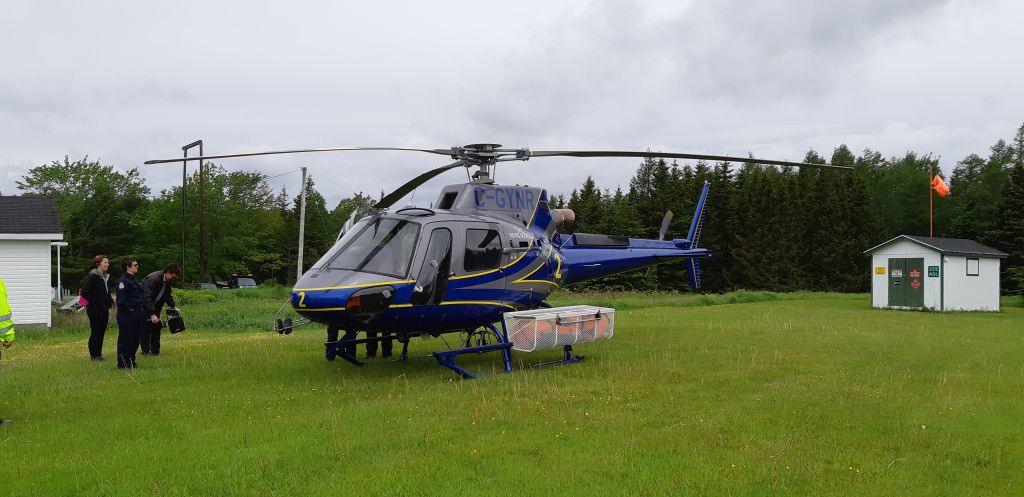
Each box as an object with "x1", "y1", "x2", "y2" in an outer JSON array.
[
  {"x1": 91, "y1": 356, "x2": 105, "y2": 362},
  {"x1": 141, "y1": 352, "x2": 151, "y2": 356},
  {"x1": 0, "y1": 419, "x2": 11, "y2": 426}
]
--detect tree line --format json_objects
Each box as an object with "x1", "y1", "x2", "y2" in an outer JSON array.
[
  {"x1": 11, "y1": 123, "x2": 1024, "y2": 295},
  {"x1": 560, "y1": 124, "x2": 1024, "y2": 295}
]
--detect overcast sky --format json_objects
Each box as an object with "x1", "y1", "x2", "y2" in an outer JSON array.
[{"x1": 2, "y1": 0, "x2": 1022, "y2": 208}]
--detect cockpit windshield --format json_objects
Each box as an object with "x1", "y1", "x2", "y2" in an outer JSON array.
[{"x1": 321, "y1": 217, "x2": 420, "y2": 278}]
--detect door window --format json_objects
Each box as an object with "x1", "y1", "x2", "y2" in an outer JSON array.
[
  {"x1": 464, "y1": 229, "x2": 503, "y2": 272},
  {"x1": 412, "y1": 228, "x2": 452, "y2": 306}
]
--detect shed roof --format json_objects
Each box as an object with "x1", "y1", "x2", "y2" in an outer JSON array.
[
  {"x1": 864, "y1": 234, "x2": 1007, "y2": 258},
  {"x1": 0, "y1": 196, "x2": 64, "y2": 234}
]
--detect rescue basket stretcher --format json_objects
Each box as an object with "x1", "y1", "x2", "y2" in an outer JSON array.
[{"x1": 503, "y1": 305, "x2": 615, "y2": 352}]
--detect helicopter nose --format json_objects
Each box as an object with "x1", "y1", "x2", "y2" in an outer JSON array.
[{"x1": 291, "y1": 285, "x2": 396, "y2": 314}]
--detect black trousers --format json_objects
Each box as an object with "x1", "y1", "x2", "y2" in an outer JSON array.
[
  {"x1": 140, "y1": 321, "x2": 162, "y2": 355},
  {"x1": 116, "y1": 307, "x2": 143, "y2": 369},
  {"x1": 86, "y1": 306, "x2": 109, "y2": 358},
  {"x1": 341, "y1": 329, "x2": 358, "y2": 357},
  {"x1": 327, "y1": 326, "x2": 357, "y2": 358},
  {"x1": 366, "y1": 332, "x2": 393, "y2": 358}
]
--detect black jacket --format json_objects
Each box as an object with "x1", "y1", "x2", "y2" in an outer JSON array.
[
  {"x1": 82, "y1": 271, "x2": 113, "y2": 309},
  {"x1": 116, "y1": 272, "x2": 144, "y2": 309},
  {"x1": 142, "y1": 270, "x2": 176, "y2": 316}
]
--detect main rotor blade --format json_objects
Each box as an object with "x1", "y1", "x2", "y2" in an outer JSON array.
[
  {"x1": 528, "y1": 150, "x2": 851, "y2": 170},
  {"x1": 143, "y1": 147, "x2": 452, "y2": 165},
  {"x1": 375, "y1": 160, "x2": 468, "y2": 209}
]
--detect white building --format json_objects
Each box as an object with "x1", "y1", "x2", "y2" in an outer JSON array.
[
  {"x1": 864, "y1": 235, "x2": 1006, "y2": 312},
  {"x1": 0, "y1": 197, "x2": 64, "y2": 327}
]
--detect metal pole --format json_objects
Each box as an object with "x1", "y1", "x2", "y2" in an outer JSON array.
[
  {"x1": 56, "y1": 245, "x2": 61, "y2": 302},
  {"x1": 199, "y1": 142, "x2": 206, "y2": 282},
  {"x1": 297, "y1": 166, "x2": 307, "y2": 282},
  {"x1": 51, "y1": 242, "x2": 68, "y2": 303},
  {"x1": 182, "y1": 140, "x2": 204, "y2": 287},
  {"x1": 182, "y1": 153, "x2": 187, "y2": 284},
  {"x1": 929, "y1": 162, "x2": 933, "y2": 238}
]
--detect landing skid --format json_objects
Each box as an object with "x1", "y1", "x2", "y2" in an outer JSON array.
[
  {"x1": 527, "y1": 345, "x2": 585, "y2": 369},
  {"x1": 432, "y1": 323, "x2": 513, "y2": 379},
  {"x1": 325, "y1": 320, "x2": 588, "y2": 379}
]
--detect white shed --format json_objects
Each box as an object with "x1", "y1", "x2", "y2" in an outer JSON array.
[
  {"x1": 0, "y1": 197, "x2": 64, "y2": 327},
  {"x1": 864, "y1": 235, "x2": 1006, "y2": 312}
]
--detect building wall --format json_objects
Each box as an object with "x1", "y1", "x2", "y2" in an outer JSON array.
[
  {"x1": 869, "y1": 239, "x2": 1002, "y2": 311},
  {"x1": 942, "y1": 255, "x2": 1001, "y2": 311},
  {"x1": 0, "y1": 239, "x2": 53, "y2": 326},
  {"x1": 870, "y1": 240, "x2": 941, "y2": 309}
]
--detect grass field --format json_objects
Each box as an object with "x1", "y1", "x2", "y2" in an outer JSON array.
[{"x1": 1, "y1": 290, "x2": 1022, "y2": 496}]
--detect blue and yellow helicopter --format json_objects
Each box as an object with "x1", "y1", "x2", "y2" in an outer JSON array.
[{"x1": 147, "y1": 144, "x2": 848, "y2": 377}]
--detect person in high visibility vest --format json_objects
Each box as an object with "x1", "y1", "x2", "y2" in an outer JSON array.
[{"x1": 0, "y1": 274, "x2": 15, "y2": 426}]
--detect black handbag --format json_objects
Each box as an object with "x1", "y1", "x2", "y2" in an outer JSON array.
[{"x1": 165, "y1": 308, "x2": 186, "y2": 334}]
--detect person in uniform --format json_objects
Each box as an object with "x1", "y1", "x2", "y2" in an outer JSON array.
[
  {"x1": 365, "y1": 331, "x2": 393, "y2": 359},
  {"x1": 82, "y1": 255, "x2": 114, "y2": 361},
  {"x1": 140, "y1": 265, "x2": 180, "y2": 356},
  {"x1": 115, "y1": 257, "x2": 144, "y2": 369},
  {"x1": 1, "y1": 274, "x2": 15, "y2": 425}
]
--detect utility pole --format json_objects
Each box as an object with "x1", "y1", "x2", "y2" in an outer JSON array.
[
  {"x1": 297, "y1": 166, "x2": 308, "y2": 282},
  {"x1": 182, "y1": 140, "x2": 203, "y2": 286}
]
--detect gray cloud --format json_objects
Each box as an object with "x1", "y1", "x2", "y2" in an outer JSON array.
[{"x1": 1, "y1": 0, "x2": 1021, "y2": 207}]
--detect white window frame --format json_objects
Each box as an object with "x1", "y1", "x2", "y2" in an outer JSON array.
[{"x1": 966, "y1": 257, "x2": 980, "y2": 277}]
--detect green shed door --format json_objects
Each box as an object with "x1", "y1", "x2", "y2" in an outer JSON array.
[
  {"x1": 888, "y1": 257, "x2": 924, "y2": 308},
  {"x1": 888, "y1": 258, "x2": 906, "y2": 307},
  {"x1": 906, "y1": 258, "x2": 924, "y2": 308}
]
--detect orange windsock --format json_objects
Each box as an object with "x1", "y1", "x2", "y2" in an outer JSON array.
[{"x1": 931, "y1": 175, "x2": 950, "y2": 197}]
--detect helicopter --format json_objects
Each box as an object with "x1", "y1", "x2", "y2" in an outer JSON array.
[{"x1": 146, "y1": 144, "x2": 851, "y2": 377}]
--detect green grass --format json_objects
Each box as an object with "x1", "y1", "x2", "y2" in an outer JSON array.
[{"x1": 2, "y1": 291, "x2": 1023, "y2": 496}]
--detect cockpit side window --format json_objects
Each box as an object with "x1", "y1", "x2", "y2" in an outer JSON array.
[
  {"x1": 464, "y1": 228, "x2": 503, "y2": 271},
  {"x1": 324, "y1": 217, "x2": 420, "y2": 278}
]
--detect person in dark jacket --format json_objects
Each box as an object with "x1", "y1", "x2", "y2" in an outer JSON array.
[
  {"x1": 140, "y1": 265, "x2": 180, "y2": 356},
  {"x1": 115, "y1": 256, "x2": 144, "y2": 369},
  {"x1": 81, "y1": 255, "x2": 114, "y2": 361}
]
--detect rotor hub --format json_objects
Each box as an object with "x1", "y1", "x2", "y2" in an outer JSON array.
[{"x1": 449, "y1": 144, "x2": 531, "y2": 165}]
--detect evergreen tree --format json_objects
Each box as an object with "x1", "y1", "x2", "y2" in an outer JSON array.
[
  {"x1": 566, "y1": 176, "x2": 602, "y2": 233},
  {"x1": 991, "y1": 164, "x2": 1024, "y2": 294}
]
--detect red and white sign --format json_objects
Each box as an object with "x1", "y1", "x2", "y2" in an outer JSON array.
[
  {"x1": 909, "y1": 269, "x2": 922, "y2": 278},
  {"x1": 911, "y1": 279, "x2": 920, "y2": 289}
]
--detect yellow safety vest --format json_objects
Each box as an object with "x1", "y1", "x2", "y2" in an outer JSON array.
[{"x1": 0, "y1": 275, "x2": 14, "y2": 343}]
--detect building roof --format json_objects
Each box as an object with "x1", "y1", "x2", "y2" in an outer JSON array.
[
  {"x1": 864, "y1": 234, "x2": 1007, "y2": 258},
  {"x1": 0, "y1": 196, "x2": 64, "y2": 235}
]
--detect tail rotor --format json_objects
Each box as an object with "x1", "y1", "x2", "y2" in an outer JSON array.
[{"x1": 646, "y1": 209, "x2": 673, "y2": 278}]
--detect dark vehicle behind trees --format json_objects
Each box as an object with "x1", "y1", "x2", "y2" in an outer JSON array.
[{"x1": 227, "y1": 275, "x2": 257, "y2": 289}]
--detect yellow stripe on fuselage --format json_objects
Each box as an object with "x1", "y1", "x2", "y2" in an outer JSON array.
[
  {"x1": 511, "y1": 247, "x2": 559, "y2": 287},
  {"x1": 293, "y1": 279, "x2": 415, "y2": 292}
]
